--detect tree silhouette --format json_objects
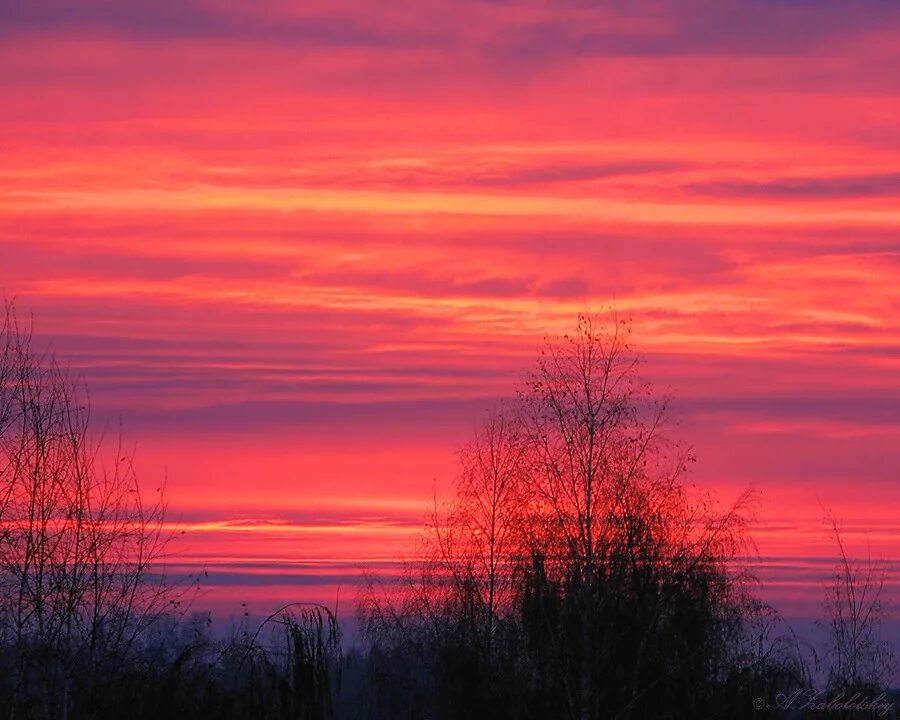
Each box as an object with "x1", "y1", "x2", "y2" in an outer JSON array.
[
  {"x1": 821, "y1": 515, "x2": 894, "y2": 695},
  {"x1": 0, "y1": 299, "x2": 172, "y2": 719},
  {"x1": 359, "y1": 315, "x2": 763, "y2": 720},
  {"x1": 4, "y1": 304, "x2": 892, "y2": 719}
]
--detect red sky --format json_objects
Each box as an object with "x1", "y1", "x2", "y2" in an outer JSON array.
[{"x1": 2, "y1": 0, "x2": 899, "y2": 620}]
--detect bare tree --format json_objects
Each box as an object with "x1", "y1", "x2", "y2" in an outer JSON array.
[
  {"x1": 359, "y1": 314, "x2": 755, "y2": 720},
  {"x1": 820, "y1": 515, "x2": 894, "y2": 693},
  {"x1": 448, "y1": 404, "x2": 526, "y2": 650},
  {"x1": 0, "y1": 299, "x2": 173, "y2": 720},
  {"x1": 514, "y1": 315, "x2": 754, "y2": 719}
]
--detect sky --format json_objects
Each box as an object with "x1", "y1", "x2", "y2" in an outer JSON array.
[{"x1": 1, "y1": 0, "x2": 899, "y2": 624}]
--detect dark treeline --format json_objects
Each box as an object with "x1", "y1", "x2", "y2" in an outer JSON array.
[
  {"x1": 0, "y1": 303, "x2": 895, "y2": 719},
  {"x1": 353, "y1": 317, "x2": 896, "y2": 720}
]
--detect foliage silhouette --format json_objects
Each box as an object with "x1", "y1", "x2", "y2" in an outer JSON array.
[{"x1": 1, "y1": 305, "x2": 895, "y2": 719}]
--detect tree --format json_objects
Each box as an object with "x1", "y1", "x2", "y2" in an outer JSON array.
[
  {"x1": 445, "y1": 404, "x2": 526, "y2": 652},
  {"x1": 0, "y1": 299, "x2": 173, "y2": 720},
  {"x1": 821, "y1": 515, "x2": 894, "y2": 694},
  {"x1": 515, "y1": 316, "x2": 755, "y2": 720},
  {"x1": 359, "y1": 314, "x2": 756, "y2": 720}
]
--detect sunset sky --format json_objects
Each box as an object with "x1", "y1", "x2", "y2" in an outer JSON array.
[{"x1": 2, "y1": 1, "x2": 899, "y2": 623}]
